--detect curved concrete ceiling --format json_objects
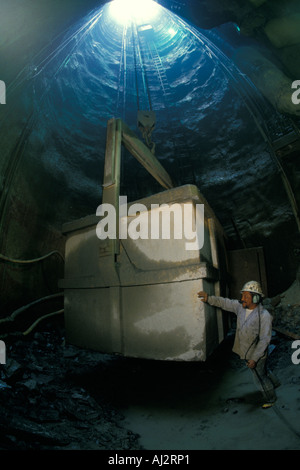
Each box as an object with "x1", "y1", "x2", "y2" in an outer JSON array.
[{"x1": 0, "y1": 0, "x2": 299, "y2": 312}]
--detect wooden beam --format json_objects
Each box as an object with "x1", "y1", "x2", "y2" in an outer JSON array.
[{"x1": 121, "y1": 120, "x2": 174, "y2": 190}]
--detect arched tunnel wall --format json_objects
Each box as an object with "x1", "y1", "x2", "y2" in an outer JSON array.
[{"x1": 0, "y1": 0, "x2": 300, "y2": 319}]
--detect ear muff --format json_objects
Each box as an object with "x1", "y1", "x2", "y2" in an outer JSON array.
[{"x1": 252, "y1": 293, "x2": 260, "y2": 304}]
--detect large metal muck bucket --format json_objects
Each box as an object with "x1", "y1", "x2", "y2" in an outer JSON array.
[{"x1": 60, "y1": 118, "x2": 229, "y2": 361}]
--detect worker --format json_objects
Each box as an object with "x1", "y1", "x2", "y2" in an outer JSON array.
[{"x1": 197, "y1": 281, "x2": 280, "y2": 408}]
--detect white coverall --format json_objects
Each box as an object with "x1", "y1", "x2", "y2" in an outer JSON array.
[{"x1": 207, "y1": 295, "x2": 278, "y2": 402}]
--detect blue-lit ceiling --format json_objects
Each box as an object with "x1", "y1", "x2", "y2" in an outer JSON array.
[
  {"x1": 4, "y1": 0, "x2": 285, "y2": 208},
  {"x1": 1, "y1": 0, "x2": 295, "y2": 219},
  {"x1": 0, "y1": 0, "x2": 299, "y2": 300}
]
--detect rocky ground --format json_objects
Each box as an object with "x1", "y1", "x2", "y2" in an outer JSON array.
[
  {"x1": 0, "y1": 324, "x2": 141, "y2": 450},
  {"x1": 264, "y1": 277, "x2": 300, "y2": 339},
  {"x1": 0, "y1": 279, "x2": 299, "y2": 451}
]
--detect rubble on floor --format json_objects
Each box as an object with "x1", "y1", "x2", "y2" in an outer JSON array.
[
  {"x1": 0, "y1": 323, "x2": 141, "y2": 450},
  {"x1": 263, "y1": 276, "x2": 300, "y2": 339},
  {"x1": 1, "y1": 276, "x2": 299, "y2": 450}
]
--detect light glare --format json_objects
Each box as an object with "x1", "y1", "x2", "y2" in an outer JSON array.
[
  {"x1": 109, "y1": 0, "x2": 159, "y2": 25},
  {"x1": 168, "y1": 27, "x2": 176, "y2": 37}
]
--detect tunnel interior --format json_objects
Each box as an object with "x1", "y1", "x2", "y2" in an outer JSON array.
[
  {"x1": 0, "y1": 0, "x2": 300, "y2": 317},
  {"x1": 1, "y1": 0, "x2": 300, "y2": 453}
]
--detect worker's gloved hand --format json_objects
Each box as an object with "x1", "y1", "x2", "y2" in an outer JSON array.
[
  {"x1": 247, "y1": 359, "x2": 257, "y2": 369},
  {"x1": 197, "y1": 291, "x2": 208, "y2": 302}
]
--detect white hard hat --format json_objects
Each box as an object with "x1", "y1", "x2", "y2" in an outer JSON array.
[{"x1": 240, "y1": 280, "x2": 264, "y2": 297}]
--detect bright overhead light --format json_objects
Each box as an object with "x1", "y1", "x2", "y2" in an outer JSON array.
[{"x1": 109, "y1": 0, "x2": 159, "y2": 25}]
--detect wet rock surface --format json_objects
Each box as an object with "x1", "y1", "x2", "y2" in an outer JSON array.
[
  {"x1": 0, "y1": 324, "x2": 141, "y2": 450},
  {"x1": 264, "y1": 277, "x2": 300, "y2": 338}
]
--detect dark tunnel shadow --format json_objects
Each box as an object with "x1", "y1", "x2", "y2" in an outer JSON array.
[{"x1": 66, "y1": 332, "x2": 236, "y2": 410}]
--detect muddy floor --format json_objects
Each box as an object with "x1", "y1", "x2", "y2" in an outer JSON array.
[{"x1": 1, "y1": 315, "x2": 300, "y2": 451}]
